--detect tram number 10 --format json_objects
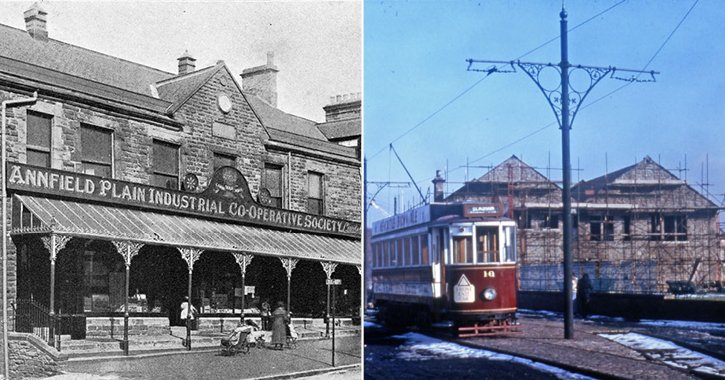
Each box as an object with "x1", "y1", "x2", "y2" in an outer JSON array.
[{"x1": 482, "y1": 271, "x2": 496, "y2": 278}]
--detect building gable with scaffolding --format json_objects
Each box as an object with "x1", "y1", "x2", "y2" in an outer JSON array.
[{"x1": 445, "y1": 155, "x2": 724, "y2": 294}]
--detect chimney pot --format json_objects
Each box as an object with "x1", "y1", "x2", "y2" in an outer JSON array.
[
  {"x1": 177, "y1": 50, "x2": 196, "y2": 75},
  {"x1": 432, "y1": 170, "x2": 446, "y2": 202},
  {"x1": 241, "y1": 52, "x2": 279, "y2": 107},
  {"x1": 24, "y1": 2, "x2": 48, "y2": 41}
]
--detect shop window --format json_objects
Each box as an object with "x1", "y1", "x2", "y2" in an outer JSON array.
[
  {"x1": 213, "y1": 152, "x2": 236, "y2": 171},
  {"x1": 26, "y1": 111, "x2": 52, "y2": 167},
  {"x1": 151, "y1": 140, "x2": 179, "y2": 189},
  {"x1": 307, "y1": 171, "x2": 324, "y2": 215},
  {"x1": 452, "y1": 236, "x2": 472, "y2": 264},
  {"x1": 264, "y1": 164, "x2": 284, "y2": 208},
  {"x1": 412, "y1": 236, "x2": 420, "y2": 265},
  {"x1": 81, "y1": 124, "x2": 113, "y2": 178},
  {"x1": 420, "y1": 235, "x2": 429, "y2": 265},
  {"x1": 651, "y1": 214, "x2": 687, "y2": 241},
  {"x1": 476, "y1": 226, "x2": 499, "y2": 263},
  {"x1": 590, "y1": 215, "x2": 614, "y2": 241}
]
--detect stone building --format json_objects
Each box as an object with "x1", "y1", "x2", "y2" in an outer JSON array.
[
  {"x1": 445, "y1": 155, "x2": 723, "y2": 294},
  {"x1": 1, "y1": 3, "x2": 361, "y2": 374}
]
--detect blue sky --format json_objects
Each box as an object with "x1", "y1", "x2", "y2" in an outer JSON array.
[{"x1": 364, "y1": 0, "x2": 725, "y2": 225}]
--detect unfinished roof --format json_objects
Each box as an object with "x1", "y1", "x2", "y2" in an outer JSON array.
[{"x1": 475, "y1": 155, "x2": 554, "y2": 184}]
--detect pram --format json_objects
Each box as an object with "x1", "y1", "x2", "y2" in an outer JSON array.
[
  {"x1": 221, "y1": 320, "x2": 260, "y2": 356},
  {"x1": 286, "y1": 322, "x2": 298, "y2": 349}
]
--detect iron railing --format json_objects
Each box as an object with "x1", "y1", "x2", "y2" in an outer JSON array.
[{"x1": 13, "y1": 298, "x2": 57, "y2": 348}]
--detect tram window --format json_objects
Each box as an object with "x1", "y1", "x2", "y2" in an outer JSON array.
[
  {"x1": 476, "y1": 226, "x2": 499, "y2": 263},
  {"x1": 421, "y1": 235, "x2": 429, "y2": 265},
  {"x1": 403, "y1": 237, "x2": 411, "y2": 266},
  {"x1": 504, "y1": 226, "x2": 516, "y2": 263},
  {"x1": 452, "y1": 236, "x2": 473, "y2": 264},
  {"x1": 373, "y1": 243, "x2": 380, "y2": 268},
  {"x1": 396, "y1": 239, "x2": 404, "y2": 267},
  {"x1": 412, "y1": 236, "x2": 420, "y2": 265},
  {"x1": 384, "y1": 241, "x2": 391, "y2": 267}
]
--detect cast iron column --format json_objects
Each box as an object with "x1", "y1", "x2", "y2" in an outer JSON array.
[{"x1": 560, "y1": 9, "x2": 574, "y2": 340}]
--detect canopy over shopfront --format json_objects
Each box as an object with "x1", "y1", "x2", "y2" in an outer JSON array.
[{"x1": 11, "y1": 194, "x2": 360, "y2": 265}]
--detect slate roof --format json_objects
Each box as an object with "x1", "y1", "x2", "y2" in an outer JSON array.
[
  {"x1": 244, "y1": 94, "x2": 327, "y2": 140},
  {"x1": 0, "y1": 23, "x2": 173, "y2": 96},
  {"x1": 317, "y1": 118, "x2": 360, "y2": 141},
  {"x1": 156, "y1": 64, "x2": 223, "y2": 114}
]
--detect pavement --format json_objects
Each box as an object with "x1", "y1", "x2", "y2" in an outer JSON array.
[
  {"x1": 459, "y1": 315, "x2": 702, "y2": 380},
  {"x1": 20, "y1": 330, "x2": 361, "y2": 380}
]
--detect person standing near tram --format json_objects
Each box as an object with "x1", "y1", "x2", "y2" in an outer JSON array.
[{"x1": 270, "y1": 301, "x2": 288, "y2": 350}]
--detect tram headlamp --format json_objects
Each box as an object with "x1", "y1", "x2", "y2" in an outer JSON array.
[{"x1": 481, "y1": 287, "x2": 497, "y2": 301}]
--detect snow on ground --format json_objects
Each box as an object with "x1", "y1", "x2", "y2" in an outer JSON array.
[
  {"x1": 390, "y1": 331, "x2": 595, "y2": 380},
  {"x1": 599, "y1": 332, "x2": 725, "y2": 375},
  {"x1": 364, "y1": 321, "x2": 382, "y2": 328},
  {"x1": 519, "y1": 309, "x2": 725, "y2": 332}
]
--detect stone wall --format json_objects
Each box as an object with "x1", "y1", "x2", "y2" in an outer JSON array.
[
  {"x1": 8, "y1": 333, "x2": 65, "y2": 379},
  {"x1": 86, "y1": 317, "x2": 170, "y2": 338}
]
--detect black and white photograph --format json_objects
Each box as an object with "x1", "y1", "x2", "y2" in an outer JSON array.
[{"x1": 0, "y1": 1, "x2": 361, "y2": 379}]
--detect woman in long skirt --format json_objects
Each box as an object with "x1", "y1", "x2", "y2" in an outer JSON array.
[{"x1": 270, "y1": 301, "x2": 287, "y2": 350}]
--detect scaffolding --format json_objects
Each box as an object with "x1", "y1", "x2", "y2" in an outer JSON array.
[{"x1": 449, "y1": 155, "x2": 725, "y2": 294}]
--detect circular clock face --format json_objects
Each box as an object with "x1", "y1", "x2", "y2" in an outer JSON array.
[{"x1": 218, "y1": 94, "x2": 232, "y2": 113}]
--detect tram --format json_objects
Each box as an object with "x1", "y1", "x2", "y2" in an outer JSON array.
[{"x1": 370, "y1": 202, "x2": 520, "y2": 337}]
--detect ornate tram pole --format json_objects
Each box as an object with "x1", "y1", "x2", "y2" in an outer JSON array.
[
  {"x1": 467, "y1": 6, "x2": 657, "y2": 339},
  {"x1": 180, "y1": 248, "x2": 202, "y2": 350},
  {"x1": 112, "y1": 241, "x2": 142, "y2": 356}
]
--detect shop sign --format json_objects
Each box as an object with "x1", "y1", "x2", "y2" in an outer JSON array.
[
  {"x1": 6, "y1": 163, "x2": 361, "y2": 238},
  {"x1": 326, "y1": 279, "x2": 342, "y2": 285},
  {"x1": 372, "y1": 205, "x2": 430, "y2": 235}
]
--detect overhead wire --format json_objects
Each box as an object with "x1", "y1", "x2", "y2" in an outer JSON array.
[
  {"x1": 366, "y1": 0, "x2": 628, "y2": 162},
  {"x1": 410, "y1": 0, "x2": 699, "y2": 190}
]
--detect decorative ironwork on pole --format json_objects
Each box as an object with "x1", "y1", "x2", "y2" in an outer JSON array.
[
  {"x1": 180, "y1": 247, "x2": 203, "y2": 272},
  {"x1": 112, "y1": 241, "x2": 143, "y2": 267},
  {"x1": 466, "y1": 6, "x2": 658, "y2": 340},
  {"x1": 41, "y1": 234, "x2": 71, "y2": 262}
]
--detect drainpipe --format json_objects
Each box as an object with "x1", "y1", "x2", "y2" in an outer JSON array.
[{"x1": 2, "y1": 91, "x2": 38, "y2": 379}]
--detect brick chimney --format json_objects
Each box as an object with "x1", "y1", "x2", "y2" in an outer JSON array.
[
  {"x1": 177, "y1": 50, "x2": 196, "y2": 75},
  {"x1": 432, "y1": 170, "x2": 445, "y2": 202},
  {"x1": 241, "y1": 52, "x2": 279, "y2": 107},
  {"x1": 24, "y1": 2, "x2": 48, "y2": 41},
  {"x1": 323, "y1": 92, "x2": 361, "y2": 122}
]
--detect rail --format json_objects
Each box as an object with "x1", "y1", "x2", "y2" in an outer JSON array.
[{"x1": 13, "y1": 298, "x2": 58, "y2": 349}]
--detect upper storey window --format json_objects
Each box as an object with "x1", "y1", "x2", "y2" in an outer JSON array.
[
  {"x1": 81, "y1": 124, "x2": 113, "y2": 178},
  {"x1": 26, "y1": 111, "x2": 52, "y2": 167},
  {"x1": 213, "y1": 152, "x2": 236, "y2": 172},
  {"x1": 264, "y1": 164, "x2": 283, "y2": 208},
  {"x1": 152, "y1": 140, "x2": 179, "y2": 189},
  {"x1": 307, "y1": 171, "x2": 324, "y2": 215}
]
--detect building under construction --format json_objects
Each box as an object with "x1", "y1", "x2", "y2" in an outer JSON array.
[{"x1": 446, "y1": 155, "x2": 724, "y2": 294}]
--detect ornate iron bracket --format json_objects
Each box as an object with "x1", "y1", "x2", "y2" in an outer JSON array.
[
  {"x1": 321, "y1": 261, "x2": 338, "y2": 280},
  {"x1": 234, "y1": 253, "x2": 254, "y2": 276},
  {"x1": 40, "y1": 234, "x2": 71, "y2": 262},
  {"x1": 517, "y1": 61, "x2": 611, "y2": 129},
  {"x1": 112, "y1": 241, "x2": 143, "y2": 267},
  {"x1": 280, "y1": 257, "x2": 299, "y2": 279},
  {"x1": 179, "y1": 247, "x2": 203, "y2": 273},
  {"x1": 355, "y1": 265, "x2": 362, "y2": 276}
]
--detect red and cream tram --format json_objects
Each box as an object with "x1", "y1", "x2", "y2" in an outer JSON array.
[{"x1": 370, "y1": 202, "x2": 520, "y2": 336}]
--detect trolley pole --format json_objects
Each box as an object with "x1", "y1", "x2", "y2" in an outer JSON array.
[{"x1": 466, "y1": 6, "x2": 658, "y2": 340}]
